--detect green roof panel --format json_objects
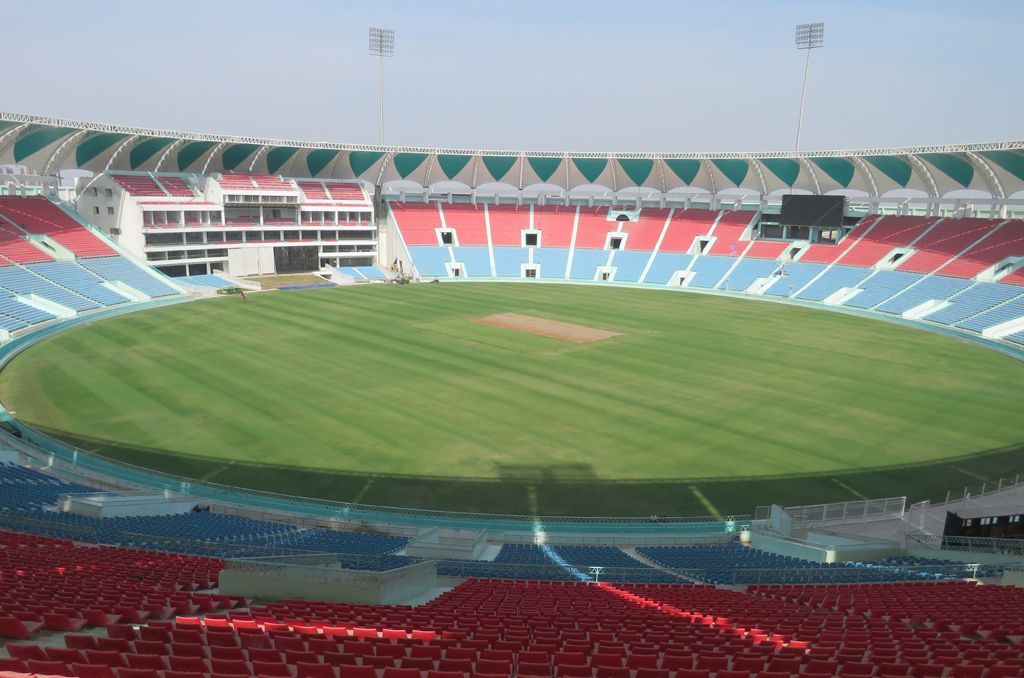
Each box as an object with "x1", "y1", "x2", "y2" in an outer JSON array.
[
  {"x1": 75, "y1": 133, "x2": 124, "y2": 167},
  {"x1": 664, "y1": 159, "x2": 701, "y2": 185},
  {"x1": 618, "y1": 158, "x2": 654, "y2": 186},
  {"x1": 760, "y1": 158, "x2": 801, "y2": 187},
  {"x1": 482, "y1": 155, "x2": 517, "y2": 182},
  {"x1": 266, "y1": 147, "x2": 299, "y2": 175},
  {"x1": 176, "y1": 141, "x2": 216, "y2": 171},
  {"x1": 14, "y1": 126, "x2": 75, "y2": 162},
  {"x1": 221, "y1": 143, "x2": 261, "y2": 172},
  {"x1": 437, "y1": 154, "x2": 472, "y2": 180},
  {"x1": 349, "y1": 151, "x2": 384, "y2": 177},
  {"x1": 130, "y1": 137, "x2": 174, "y2": 170},
  {"x1": 865, "y1": 155, "x2": 912, "y2": 187},
  {"x1": 527, "y1": 156, "x2": 562, "y2": 183},
  {"x1": 572, "y1": 157, "x2": 607, "y2": 184},
  {"x1": 393, "y1": 153, "x2": 429, "y2": 179},
  {"x1": 307, "y1": 149, "x2": 339, "y2": 177},
  {"x1": 981, "y1": 151, "x2": 1024, "y2": 182},
  {"x1": 711, "y1": 159, "x2": 749, "y2": 186},
  {"x1": 810, "y1": 157, "x2": 855, "y2": 187}
]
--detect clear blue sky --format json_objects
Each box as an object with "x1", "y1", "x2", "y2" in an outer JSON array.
[{"x1": 2, "y1": 0, "x2": 1020, "y2": 152}]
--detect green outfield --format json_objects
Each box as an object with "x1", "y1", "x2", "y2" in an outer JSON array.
[{"x1": 2, "y1": 282, "x2": 1023, "y2": 517}]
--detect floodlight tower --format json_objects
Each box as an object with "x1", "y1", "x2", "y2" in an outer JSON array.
[
  {"x1": 794, "y1": 22, "x2": 824, "y2": 151},
  {"x1": 369, "y1": 27, "x2": 395, "y2": 145}
]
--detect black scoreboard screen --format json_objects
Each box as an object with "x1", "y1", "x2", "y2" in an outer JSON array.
[{"x1": 780, "y1": 194, "x2": 846, "y2": 228}]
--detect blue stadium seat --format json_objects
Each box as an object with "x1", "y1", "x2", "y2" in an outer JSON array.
[
  {"x1": 27, "y1": 261, "x2": 133, "y2": 305},
  {"x1": 763, "y1": 262, "x2": 827, "y2": 297},
  {"x1": 874, "y1": 275, "x2": 972, "y2": 315},
  {"x1": 407, "y1": 246, "x2": 451, "y2": 277},
  {"x1": 78, "y1": 257, "x2": 178, "y2": 298},
  {"x1": 643, "y1": 253, "x2": 692, "y2": 284},
  {"x1": 842, "y1": 270, "x2": 925, "y2": 310},
  {"x1": 609, "y1": 250, "x2": 649, "y2": 282},
  {"x1": 492, "y1": 247, "x2": 529, "y2": 277},
  {"x1": 687, "y1": 255, "x2": 736, "y2": 289},
  {"x1": 925, "y1": 283, "x2": 1021, "y2": 326},
  {"x1": 452, "y1": 246, "x2": 492, "y2": 277},
  {"x1": 534, "y1": 248, "x2": 570, "y2": 279},
  {"x1": 568, "y1": 248, "x2": 608, "y2": 280},
  {"x1": 718, "y1": 258, "x2": 778, "y2": 292},
  {"x1": 795, "y1": 265, "x2": 872, "y2": 301}
]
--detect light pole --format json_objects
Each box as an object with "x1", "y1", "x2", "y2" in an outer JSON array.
[
  {"x1": 794, "y1": 22, "x2": 824, "y2": 151},
  {"x1": 369, "y1": 27, "x2": 395, "y2": 145}
]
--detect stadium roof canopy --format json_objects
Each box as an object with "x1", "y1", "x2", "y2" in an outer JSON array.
[{"x1": 2, "y1": 112, "x2": 1024, "y2": 199}]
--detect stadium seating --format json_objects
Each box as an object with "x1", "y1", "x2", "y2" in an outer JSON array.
[
  {"x1": 533, "y1": 206, "x2": 576, "y2": 248},
  {"x1": 838, "y1": 216, "x2": 938, "y2": 267},
  {"x1": 924, "y1": 283, "x2": 1022, "y2": 326},
  {"x1": 488, "y1": 205, "x2": 531, "y2": 247},
  {"x1": 0, "y1": 265, "x2": 101, "y2": 311},
  {"x1": 156, "y1": 176, "x2": 195, "y2": 198},
  {"x1": 325, "y1": 182, "x2": 367, "y2": 202},
  {"x1": 111, "y1": 174, "x2": 166, "y2": 197},
  {"x1": 441, "y1": 205, "x2": 488, "y2": 246},
  {"x1": 453, "y1": 246, "x2": 492, "y2": 277},
  {"x1": 706, "y1": 211, "x2": 752, "y2": 256},
  {"x1": 717, "y1": 258, "x2": 778, "y2": 292},
  {"x1": 534, "y1": 248, "x2": 570, "y2": 279},
  {"x1": 897, "y1": 218, "x2": 1001, "y2": 274},
  {"x1": 608, "y1": 250, "x2": 649, "y2": 282},
  {"x1": 620, "y1": 209, "x2": 671, "y2": 251},
  {"x1": 0, "y1": 196, "x2": 117, "y2": 258},
  {"x1": 79, "y1": 257, "x2": 179, "y2": 298},
  {"x1": 0, "y1": 222, "x2": 54, "y2": 264},
  {"x1": 299, "y1": 181, "x2": 331, "y2": 200},
  {"x1": 797, "y1": 216, "x2": 882, "y2": 265},
  {"x1": 176, "y1": 274, "x2": 235, "y2": 289},
  {"x1": 841, "y1": 270, "x2": 924, "y2": 310},
  {"x1": 27, "y1": 261, "x2": 133, "y2": 306},
  {"x1": 660, "y1": 210, "x2": 716, "y2": 253},
  {"x1": 686, "y1": 255, "x2": 734, "y2": 289},
  {"x1": 7, "y1": 576, "x2": 1022, "y2": 678},
  {"x1": 794, "y1": 265, "x2": 872, "y2": 302},
  {"x1": 763, "y1": 262, "x2": 827, "y2": 297}
]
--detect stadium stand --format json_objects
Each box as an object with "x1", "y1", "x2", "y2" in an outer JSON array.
[
  {"x1": 660, "y1": 209, "x2": 717, "y2": 253},
  {"x1": 27, "y1": 261, "x2": 133, "y2": 305},
  {"x1": 79, "y1": 257, "x2": 179, "y2": 298},
  {"x1": 156, "y1": 176, "x2": 195, "y2": 198},
  {"x1": 487, "y1": 205, "x2": 530, "y2": 247},
  {"x1": 841, "y1": 270, "x2": 925, "y2": 310},
  {"x1": 111, "y1": 174, "x2": 166, "y2": 197},
  {"x1": 533, "y1": 206, "x2": 576, "y2": 248},
  {"x1": 897, "y1": 218, "x2": 1001, "y2": 274},
  {"x1": 620, "y1": 209, "x2": 671, "y2": 251},
  {"x1": 440, "y1": 204, "x2": 488, "y2": 246},
  {"x1": 176, "y1": 274, "x2": 235, "y2": 288},
  {"x1": 0, "y1": 196, "x2": 117, "y2": 258},
  {"x1": 838, "y1": 216, "x2": 938, "y2": 267},
  {"x1": 924, "y1": 283, "x2": 1022, "y2": 326},
  {"x1": 325, "y1": 182, "x2": 367, "y2": 202},
  {"x1": 794, "y1": 265, "x2": 872, "y2": 301}
]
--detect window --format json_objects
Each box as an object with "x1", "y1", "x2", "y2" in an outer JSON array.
[
  {"x1": 965, "y1": 519, "x2": 973, "y2": 527},
  {"x1": 1010, "y1": 515, "x2": 1020, "y2": 523},
  {"x1": 609, "y1": 236, "x2": 623, "y2": 250},
  {"x1": 107, "y1": 206, "x2": 115, "y2": 215},
  {"x1": 525, "y1": 268, "x2": 537, "y2": 279},
  {"x1": 981, "y1": 517, "x2": 992, "y2": 526},
  {"x1": 91, "y1": 187, "x2": 98, "y2": 196},
  {"x1": 105, "y1": 188, "x2": 113, "y2": 198},
  {"x1": 440, "y1": 231, "x2": 454, "y2": 245},
  {"x1": 524, "y1": 232, "x2": 538, "y2": 247},
  {"x1": 93, "y1": 206, "x2": 99, "y2": 215}
]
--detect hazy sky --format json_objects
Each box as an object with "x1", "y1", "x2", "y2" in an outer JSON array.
[{"x1": 2, "y1": 0, "x2": 1020, "y2": 153}]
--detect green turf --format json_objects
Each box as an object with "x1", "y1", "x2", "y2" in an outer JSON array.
[{"x1": 2, "y1": 282, "x2": 1023, "y2": 517}]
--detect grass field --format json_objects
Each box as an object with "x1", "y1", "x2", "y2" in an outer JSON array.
[{"x1": 2, "y1": 282, "x2": 1023, "y2": 517}]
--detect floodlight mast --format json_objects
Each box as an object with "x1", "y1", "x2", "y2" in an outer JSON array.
[
  {"x1": 794, "y1": 22, "x2": 824, "y2": 151},
  {"x1": 369, "y1": 27, "x2": 395, "y2": 145}
]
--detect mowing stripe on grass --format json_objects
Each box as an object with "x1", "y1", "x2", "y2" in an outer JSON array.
[
  {"x1": 831, "y1": 477, "x2": 870, "y2": 500},
  {"x1": 688, "y1": 485, "x2": 722, "y2": 519}
]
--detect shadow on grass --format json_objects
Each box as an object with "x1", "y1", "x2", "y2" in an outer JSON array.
[{"x1": 30, "y1": 426, "x2": 1024, "y2": 518}]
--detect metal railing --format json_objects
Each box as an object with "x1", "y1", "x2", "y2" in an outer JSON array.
[
  {"x1": 756, "y1": 497, "x2": 906, "y2": 528},
  {"x1": 907, "y1": 533, "x2": 1024, "y2": 557},
  {"x1": 3, "y1": 424, "x2": 750, "y2": 535}
]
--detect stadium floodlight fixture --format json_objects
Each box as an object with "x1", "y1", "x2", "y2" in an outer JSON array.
[
  {"x1": 369, "y1": 27, "x2": 396, "y2": 145},
  {"x1": 794, "y1": 22, "x2": 824, "y2": 151}
]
